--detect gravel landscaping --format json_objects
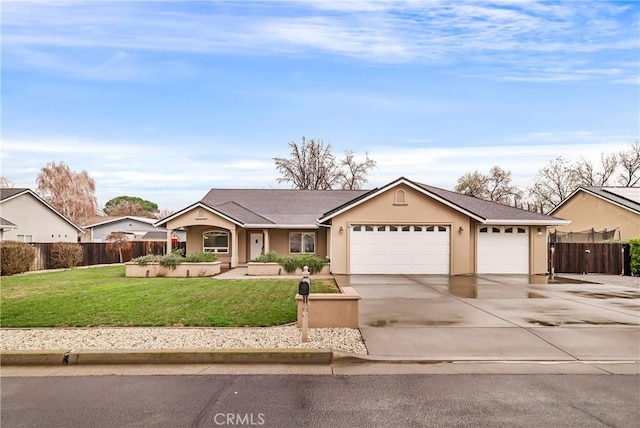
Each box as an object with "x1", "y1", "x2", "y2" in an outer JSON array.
[{"x1": 0, "y1": 326, "x2": 368, "y2": 355}]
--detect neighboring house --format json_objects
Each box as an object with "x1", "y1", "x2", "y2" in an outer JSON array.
[
  {"x1": 548, "y1": 187, "x2": 640, "y2": 242},
  {"x1": 80, "y1": 215, "x2": 185, "y2": 243},
  {"x1": 0, "y1": 188, "x2": 83, "y2": 242},
  {"x1": 156, "y1": 177, "x2": 570, "y2": 275}
]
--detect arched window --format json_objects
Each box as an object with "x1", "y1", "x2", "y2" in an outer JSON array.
[
  {"x1": 394, "y1": 189, "x2": 406, "y2": 205},
  {"x1": 203, "y1": 230, "x2": 229, "y2": 253}
]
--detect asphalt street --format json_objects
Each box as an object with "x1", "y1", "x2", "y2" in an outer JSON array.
[{"x1": 2, "y1": 374, "x2": 639, "y2": 428}]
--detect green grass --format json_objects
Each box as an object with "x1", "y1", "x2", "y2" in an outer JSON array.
[{"x1": 0, "y1": 266, "x2": 338, "y2": 328}]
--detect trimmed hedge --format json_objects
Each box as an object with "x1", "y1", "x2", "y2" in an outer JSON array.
[
  {"x1": 251, "y1": 251, "x2": 327, "y2": 274},
  {"x1": 630, "y1": 238, "x2": 640, "y2": 276},
  {"x1": 0, "y1": 241, "x2": 36, "y2": 276}
]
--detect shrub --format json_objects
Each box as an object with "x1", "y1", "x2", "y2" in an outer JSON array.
[
  {"x1": 131, "y1": 254, "x2": 160, "y2": 266},
  {"x1": 159, "y1": 253, "x2": 183, "y2": 270},
  {"x1": 251, "y1": 251, "x2": 283, "y2": 263},
  {"x1": 50, "y1": 242, "x2": 84, "y2": 268},
  {"x1": 630, "y1": 238, "x2": 640, "y2": 276},
  {"x1": 281, "y1": 254, "x2": 327, "y2": 274},
  {"x1": 0, "y1": 241, "x2": 37, "y2": 276},
  {"x1": 184, "y1": 252, "x2": 217, "y2": 263}
]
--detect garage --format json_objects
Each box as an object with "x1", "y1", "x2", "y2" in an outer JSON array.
[
  {"x1": 349, "y1": 224, "x2": 450, "y2": 274},
  {"x1": 477, "y1": 226, "x2": 529, "y2": 274}
]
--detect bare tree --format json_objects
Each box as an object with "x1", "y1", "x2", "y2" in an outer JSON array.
[
  {"x1": 454, "y1": 171, "x2": 489, "y2": 198},
  {"x1": 36, "y1": 161, "x2": 98, "y2": 224},
  {"x1": 274, "y1": 137, "x2": 377, "y2": 190},
  {"x1": 528, "y1": 156, "x2": 578, "y2": 214},
  {"x1": 106, "y1": 232, "x2": 132, "y2": 263},
  {"x1": 573, "y1": 153, "x2": 618, "y2": 187},
  {"x1": 337, "y1": 150, "x2": 377, "y2": 190},
  {"x1": 617, "y1": 141, "x2": 640, "y2": 186},
  {"x1": 454, "y1": 166, "x2": 522, "y2": 205},
  {"x1": 0, "y1": 177, "x2": 14, "y2": 187}
]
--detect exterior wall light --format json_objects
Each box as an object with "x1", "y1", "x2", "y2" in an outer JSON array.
[
  {"x1": 458, "y1": 226, "x2": 463, "y2": 233},
  {"x1": 339, "y1": 226, "x2": 344, "y2": 234}
]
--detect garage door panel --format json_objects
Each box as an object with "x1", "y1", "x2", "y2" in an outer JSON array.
[
  {"x1": 477, "y1": 226, "x2": 529, "y2": 274},
  {"x1": 350, "y1": 225, "x2": 450, "y2": 274}
]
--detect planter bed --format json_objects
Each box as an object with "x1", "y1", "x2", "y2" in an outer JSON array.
[
  {"x1": 247, "y1": 262, "x2": 331, "y2": 276},
  {"x1": 125, "y1": 262, "x2": 221, "y2": 278}
]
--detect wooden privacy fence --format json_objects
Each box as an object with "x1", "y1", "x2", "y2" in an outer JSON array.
[
  {"x1": 550, "y1": 243, "x2": 631, "y2": 275},
  {"x1": 30, "y1": 242, "x2": 187, "y2": 271}
]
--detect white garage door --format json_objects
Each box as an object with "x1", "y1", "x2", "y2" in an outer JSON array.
[
  {"x1": 350, "y1": 225, "x2": 450, "y2": 274},
  {"x1": 477, "y1": 226, "x2": 529, "y2": 274}
]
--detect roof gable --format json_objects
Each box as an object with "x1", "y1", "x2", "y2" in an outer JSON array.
[
  {"x1": 83, "y1": 215, "x2": 158, "y2": 229},
  {"x1": 0, "y1": 187, "x2": 84, "y2": 232},
  {"x1": 319, "y1": 177, "x2": 569, "y2": 225},
  {"x1": 549, "y1": 187, "x2": 640, "y2": 216}
]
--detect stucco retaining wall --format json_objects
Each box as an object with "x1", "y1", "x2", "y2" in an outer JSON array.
[{"x1": 296, "y1": 286, "x2": 360, "y2": 328}]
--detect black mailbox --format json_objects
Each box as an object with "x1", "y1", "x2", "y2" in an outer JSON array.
[{"x1": 298, "y1": 277, "x2": 311, "y2": 296}]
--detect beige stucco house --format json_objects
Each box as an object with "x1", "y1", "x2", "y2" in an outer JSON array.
[
  {"x1": 0, "y1": 188, "x2": 83, "y2": 242},
  {"x1": 548, "y1": 187, "x2": 640, "y2": 241},
  {"x1": 156, "y1": 177, "x2": 570, "y2": 275}
]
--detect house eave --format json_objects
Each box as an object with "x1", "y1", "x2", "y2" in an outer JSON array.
[
  {"x1": 244, "y1": 224, "x2": 319, "y2": 229},
  {"x1": 482, "y1": 219, "x2": 572, "y2": 226}
]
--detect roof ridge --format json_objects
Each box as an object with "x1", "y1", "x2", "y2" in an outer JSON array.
[{"x1": 215, "y1": 200, "x2": 275, "y2": 224}]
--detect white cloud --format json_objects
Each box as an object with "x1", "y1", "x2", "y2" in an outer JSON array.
[
  {"x1": 2, "y1": 1, "x2": 637, "y2": 81},
  {"x1": 3, "y1": 134, "x2": 634, "y2": 211}
]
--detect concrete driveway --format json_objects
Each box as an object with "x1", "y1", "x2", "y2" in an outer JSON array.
[{"x1": 335, "y1": 275, "x2": 640, "y2": 362}]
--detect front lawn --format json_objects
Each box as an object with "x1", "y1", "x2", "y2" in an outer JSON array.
[{"x1": 0, "y1": 266, "x2": 338, "y2": 327}]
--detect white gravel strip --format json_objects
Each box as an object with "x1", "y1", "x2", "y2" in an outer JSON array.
[{"x1": 0, "y1": 326, "x2": 368, "y2": 355}]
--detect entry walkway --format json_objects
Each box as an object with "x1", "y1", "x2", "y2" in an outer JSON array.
[{"x1": 335, "y1": 274, "x2": 640, "y2": 363}]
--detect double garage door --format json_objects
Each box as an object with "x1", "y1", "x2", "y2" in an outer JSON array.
[
  {"x1": 349, "y1": 224, "x2": 530, "y2": 274},
  {"x1": 350, "y1": 224, "x2": 450, "y2": 274}
]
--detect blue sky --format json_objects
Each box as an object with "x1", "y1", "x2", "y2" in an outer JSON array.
[{"x1": 2, "y1": 0, "x2": 638, "y2": 211}]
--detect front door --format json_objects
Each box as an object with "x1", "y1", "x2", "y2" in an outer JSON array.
[{"x1": 250, "y1": 233, "x2": 264, "y2": 260}]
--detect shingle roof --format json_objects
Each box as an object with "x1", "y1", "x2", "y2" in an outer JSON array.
[
  {"x1": 200, "y1": 188, "x2": 368, "y2": 226},
  {"x1": 416, "y1": 183, "x2": 568, "y2": 223},
  {"x1": 0, "y1": 217, "x2": 17, "y2": 228},
  {"x1": 0, "y1": 188, "x2": 29, "y2": 201}
]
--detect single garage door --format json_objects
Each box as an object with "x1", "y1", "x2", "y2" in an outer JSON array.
[
  {"x1": 350, "y1": 224, "x2": 450, "y2": 274},
  {"x1": 477, "y1": 226, "x2": 529, "y2": 274}
]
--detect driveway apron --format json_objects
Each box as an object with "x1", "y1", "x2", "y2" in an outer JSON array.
[{"x1": 337, "y1": 275, "x2": 640, "y2": 361}]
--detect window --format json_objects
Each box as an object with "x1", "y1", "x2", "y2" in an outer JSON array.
[
  {"x1": 394, "y1": 189, "x2": 406, "y2": 205},
  {"x1": 289, "y1": 232, "x2": 315, "y2": 254},
  {"x1": 353, "y1": 225, "x2": 362, "y2": 232},
  {"x1": 377, "y1": 226, "x2": 386, "y2": 232},
  {"x1": 203, "y1": 231, "x2": 229, "y2": 253},
  {"x1": 492, "y1": 227, "x2": 501, "y2": 233},
  {"x1": 438, "y1": 226, "x2": 447, "y2": 232},
  {"x1": 17, "y1": 235, "x2": 33, "y2": 243},
  {"x1": 388, "y1": 226, "x2": 398, "y2": 231},
  {"x1": 401, "y1": 226, "x2": 411, "y2": 232},
  {"x1": 414, "y1": 226, "x2": 422, "y2": 232},
  {"x1": 479, "y1": 227, "x2": 488, "y2": 233},
  {"x1": 505, "y1": 227, "x2": 513, "y2": 233},
  {"x1": 364, "y1": 225, "x2": 374, "y2": 232},
  {"x1": 517, "y1": 228, "x2": 526, "y2": 234}
]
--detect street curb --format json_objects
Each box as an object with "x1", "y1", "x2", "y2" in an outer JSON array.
[{"x1": 0, "y1": 349, "x2": 333, "y2": 366}]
